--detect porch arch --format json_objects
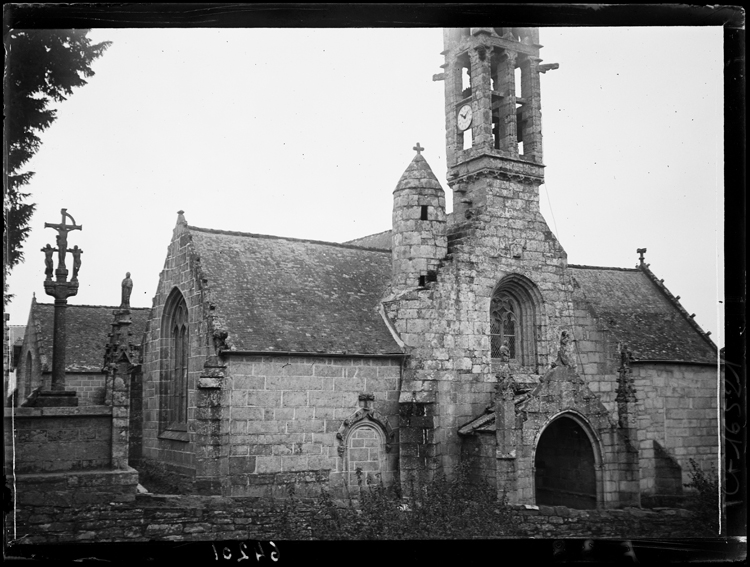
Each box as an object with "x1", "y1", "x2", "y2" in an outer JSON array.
[{"x1": 532, "y1": 411, "x2": 603, "y2": 509}]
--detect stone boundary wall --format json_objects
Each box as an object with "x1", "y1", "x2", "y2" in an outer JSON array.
[
  {"x1": 6, "y1": 493, "x2": 707, "y2": 545},
  {"x1": 4, "y1": 407, "x2": 113, "y2": 475}
]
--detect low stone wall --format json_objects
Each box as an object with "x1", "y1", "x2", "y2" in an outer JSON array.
[
  {"x1": 12, "y1": 467, "x2": 139, "y2": 509},
  {"x1": 5, "y1": 492, "x2": 708, "y2": 545},
  {"x1": 4, "y1": 406, "x2": 113, "y2": 474},
  {"x1": 509, "y1": 504, "x2": 707, "y2": 538}
]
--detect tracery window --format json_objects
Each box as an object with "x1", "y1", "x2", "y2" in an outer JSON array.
[
  {"x1": 490, "y1": 275, "x2": 541, "y2": 369},
  {"x1": 162, "y1": 289, "x2": 189, "y2": 431},
  {"x1": 491, "y1": 294, "x2": 517, "y2": 359}
]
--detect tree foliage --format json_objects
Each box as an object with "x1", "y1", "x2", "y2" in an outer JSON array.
[{"x1": 4, "y1": 29, "x2": 111, "y2": 271}]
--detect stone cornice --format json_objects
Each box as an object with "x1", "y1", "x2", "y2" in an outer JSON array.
[{"x1": 448, "y1": 167, "x2": 543, "y2": 187}]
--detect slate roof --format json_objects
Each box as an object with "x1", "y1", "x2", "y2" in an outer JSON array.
[
  {"x1": 343, "y1": 230, "x2": 392, "y2": 250},
  {"x1": 34, "y1": 303, "x2": 151, "y2": 372},
  {"x1": 569, "y1": 265, "x2": 716, "y2": 364},
  {"x1": 188, "y1": 227, "x2": 402, "y2": 355}
]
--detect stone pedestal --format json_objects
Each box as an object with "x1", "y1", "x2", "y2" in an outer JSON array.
[{"x1": 25, "y1": 389, "x2": 78, "y2": 407}]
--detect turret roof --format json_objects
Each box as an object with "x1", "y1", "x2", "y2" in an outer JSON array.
[{"x1": 394, "y1": 152, "x2": 444, "y2": 193}]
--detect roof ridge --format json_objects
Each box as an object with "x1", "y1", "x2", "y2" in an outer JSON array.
[
  {"x1": 344, "y1": 228, "x2": 392, "y2": 241},
  {"x1": 568, "y1": 264, "x2": 639, "y2": 272},
  {"x1": 187, "y1": 225, "x2": 391, "y2": 253},
  {"x1": 35, "y1": 303, "x2": 151, "y2": 311},
  {"x1": 638, "y1": 264, "x2": 718, "y2": 352}
]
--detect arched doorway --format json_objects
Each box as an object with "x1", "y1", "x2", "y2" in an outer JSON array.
[{"x1": 534, "y1": 416, "x2": 597, "y2": 509}]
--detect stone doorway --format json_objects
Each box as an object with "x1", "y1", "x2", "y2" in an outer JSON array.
[{"x1": 534, "y1": 416, "x2": 597, "y2": 509}]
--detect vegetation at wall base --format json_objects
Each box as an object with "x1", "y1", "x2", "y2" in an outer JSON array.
[
  {"x1": 276, "y1": 462, "x2": 518, "y2": 540},
  {"x1": 683, "y1": 458, "x2": 722, "y2": 536}
]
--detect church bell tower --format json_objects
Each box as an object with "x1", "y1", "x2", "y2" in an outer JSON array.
[{"x1": 437, "y1": 27, "x2": 557, "y2": 220}]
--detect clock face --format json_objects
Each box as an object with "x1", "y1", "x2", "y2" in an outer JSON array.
[{"x1": 457, "y1": 104, "x2": 473, "y2": 131}]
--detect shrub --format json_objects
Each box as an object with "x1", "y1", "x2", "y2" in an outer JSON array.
[
  {"x1": 683, "y1": 458, "x2": 721, "y2": 535},
  {"x1": 277, "y1": 462, "x2": 518, "y2": 540}
]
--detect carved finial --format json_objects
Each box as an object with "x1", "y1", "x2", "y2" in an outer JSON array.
[
  {"x1": 413, "y1": 142, "x2": 424, "y2": 155},
  {"x1": 177, "y1": 210, "x2": 187, "y2": 225},
  {"x1": 637, "y1": 247, "x2": 647, "y2": 267}
]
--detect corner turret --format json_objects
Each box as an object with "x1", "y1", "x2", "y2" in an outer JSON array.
[{"x1": 391, "y1": 144, "x2": 447, "y2": 291}]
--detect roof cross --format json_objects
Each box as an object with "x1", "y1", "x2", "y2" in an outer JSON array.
[
  {"x1": 636, "y1": 247, "x2": 647, "y2": 267},
  {"x1": 413, "y1": 142, "x2": 424, "y2": 155}
]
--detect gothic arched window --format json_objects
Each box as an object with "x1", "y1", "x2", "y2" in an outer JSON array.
[
  {"x1": 162, "y1": 289, "x2": 189, "y2": 432},
  {"x1": 490, "y1": 275, "x2": 542, "y2": 370},
  {"x1": 491, "y1": 294, "x2": 518, "y2": 359}
]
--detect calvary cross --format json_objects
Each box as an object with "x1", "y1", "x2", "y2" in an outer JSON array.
[{"x1": 45, "y1": 208, "x2": 82, "y2": 270}]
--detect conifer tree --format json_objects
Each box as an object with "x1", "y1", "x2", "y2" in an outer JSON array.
[{"x1": 4, "y1": 29, "x2": 111, "y2": 278}]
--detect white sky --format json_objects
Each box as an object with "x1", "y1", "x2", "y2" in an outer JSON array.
[{"x1": 5, "y1": 27, "x2": 725, "y2": 346}]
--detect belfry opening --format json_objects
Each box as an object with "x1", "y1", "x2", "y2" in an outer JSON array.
[{"x1": 534, "y1": 416, "x2": 598, "y2": 509}]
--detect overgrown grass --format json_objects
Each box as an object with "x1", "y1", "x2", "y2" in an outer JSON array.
[
  {"x1": 276, "y1": 462, "x2": 518, "y2": 539},
  {"x1": 683, "y1": 458, "x2": 722, "y2": 535}
]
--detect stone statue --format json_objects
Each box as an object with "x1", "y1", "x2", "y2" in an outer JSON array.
[
  {"x1": 70, "y1": 246, "x2": 82, "y2": 280},
  {"x1": 121, "y1": 272, "x2": 133, "y2": 308},
  {"x1": 552, "y1": 330, "x2": 571, "y2": 367},
  {"x1": 42, "y1": 244, "x2": 55, "y2": 279},
  {"x1": 498, "y1": 340, "x2": 511, "y2": 363}
]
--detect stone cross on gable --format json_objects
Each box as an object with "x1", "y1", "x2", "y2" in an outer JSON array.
[
  {"x1": 413, "y1": 142, "x2": 424, "y2": 155},
  {"x1": 636, "y1": 248, "x2": 647, "y2": 267},
  {"x1": 45, "y1": 208, "x2": 82, "y2": 271}
]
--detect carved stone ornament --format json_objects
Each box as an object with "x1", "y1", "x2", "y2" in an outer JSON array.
[
  {"x1": 336, "y1": 404, "x2": 395, "y2": 458},
  {"x1": 616, "y1": 344, "x2": 637, "y2": 403},
  {"x1": 510, "y1": 240, "x2": 525, "y2": 259}
]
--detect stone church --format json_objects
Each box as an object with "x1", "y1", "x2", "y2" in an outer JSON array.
[{"x1": 137, "y1": 27, "x2": 720, "y2": 509}]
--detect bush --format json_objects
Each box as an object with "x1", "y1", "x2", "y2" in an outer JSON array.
[
  {"x1": 277, "y1": 462, "x2": 518, "y2": 539},
  {"x1": 683, "y1": 458, "x2": 721, "y2": 535}
]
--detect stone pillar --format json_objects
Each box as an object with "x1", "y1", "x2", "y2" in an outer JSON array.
[
  {"x1": 520, "y1": 56, "x2": 543, "y2": 162},
  {"x1": 494, "y1": 369, "x2": 519, "y2": 503},
  {"x1": 497, "y1": 50, "x2": 518, "y2": 155},
  {"x1": 469, "y1": 45, "x2": 494, "y2": 149},
  {"x1": 104, "y1": 308, "x2": 136, "y2": 470},
  {"x1": 29, "y1": 209, "x2": 82, "y2": 407},
  {"x1": 194, "y1": 355, "x2": 229, "y2": 495},
  {"x1": 615, "y1": 344, "x2": 641, "y2": 506}
]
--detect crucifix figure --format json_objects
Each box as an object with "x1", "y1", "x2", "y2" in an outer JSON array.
[
  {"x1": 32, "y1": 208, "x2": 83, "y2": 405},
  {"x1": 413, "y1": 142, "x2": 424, "y2": 155},
  {"x1": 45, "y1": 208, "x2": 82, "y2": 273}
]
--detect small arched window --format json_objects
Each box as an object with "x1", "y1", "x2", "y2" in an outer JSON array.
[
  {"x1": 490, "y1": 275, "x2": 542, "y2": 370},
  {"x1": 162, "y1": 289, "x2": 189, "y2": 431}
]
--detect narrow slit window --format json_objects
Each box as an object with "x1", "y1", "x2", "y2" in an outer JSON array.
[
  {"x1": 514, "y1": 66, "x2": 522, "y2": 98},
  {"x1": 419, "y1": 275, "x2": 426, "y2": 288},
  {"x1": 420, "y1": 205, "x2": 429, "y2": 220}
]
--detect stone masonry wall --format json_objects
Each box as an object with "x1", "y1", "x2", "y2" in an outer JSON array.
[
  {"x1": 65, "y1": 373, "x2": 107, "y2": 406},
  {"x1": 4, "y1": 407, "x2": 113, "y2": 475},
  {"x1": 6, "y1": 493, "x2": 707, "y2": 546},
  {"x1": 385, "y1": 185, "x2": 579, "y2": 479},
  {"x1": 224, "y1": 355, "x2": 401, "y2": 497},
  {"x1": 140, "y1": 220, "x2": 213, "y2": 486},
  {"x1": 633, "y1": 362, "x2": 721, "y2": 498},
  {"x1": 568, "y1": 294, "x2": 620, "y2": 418}
]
